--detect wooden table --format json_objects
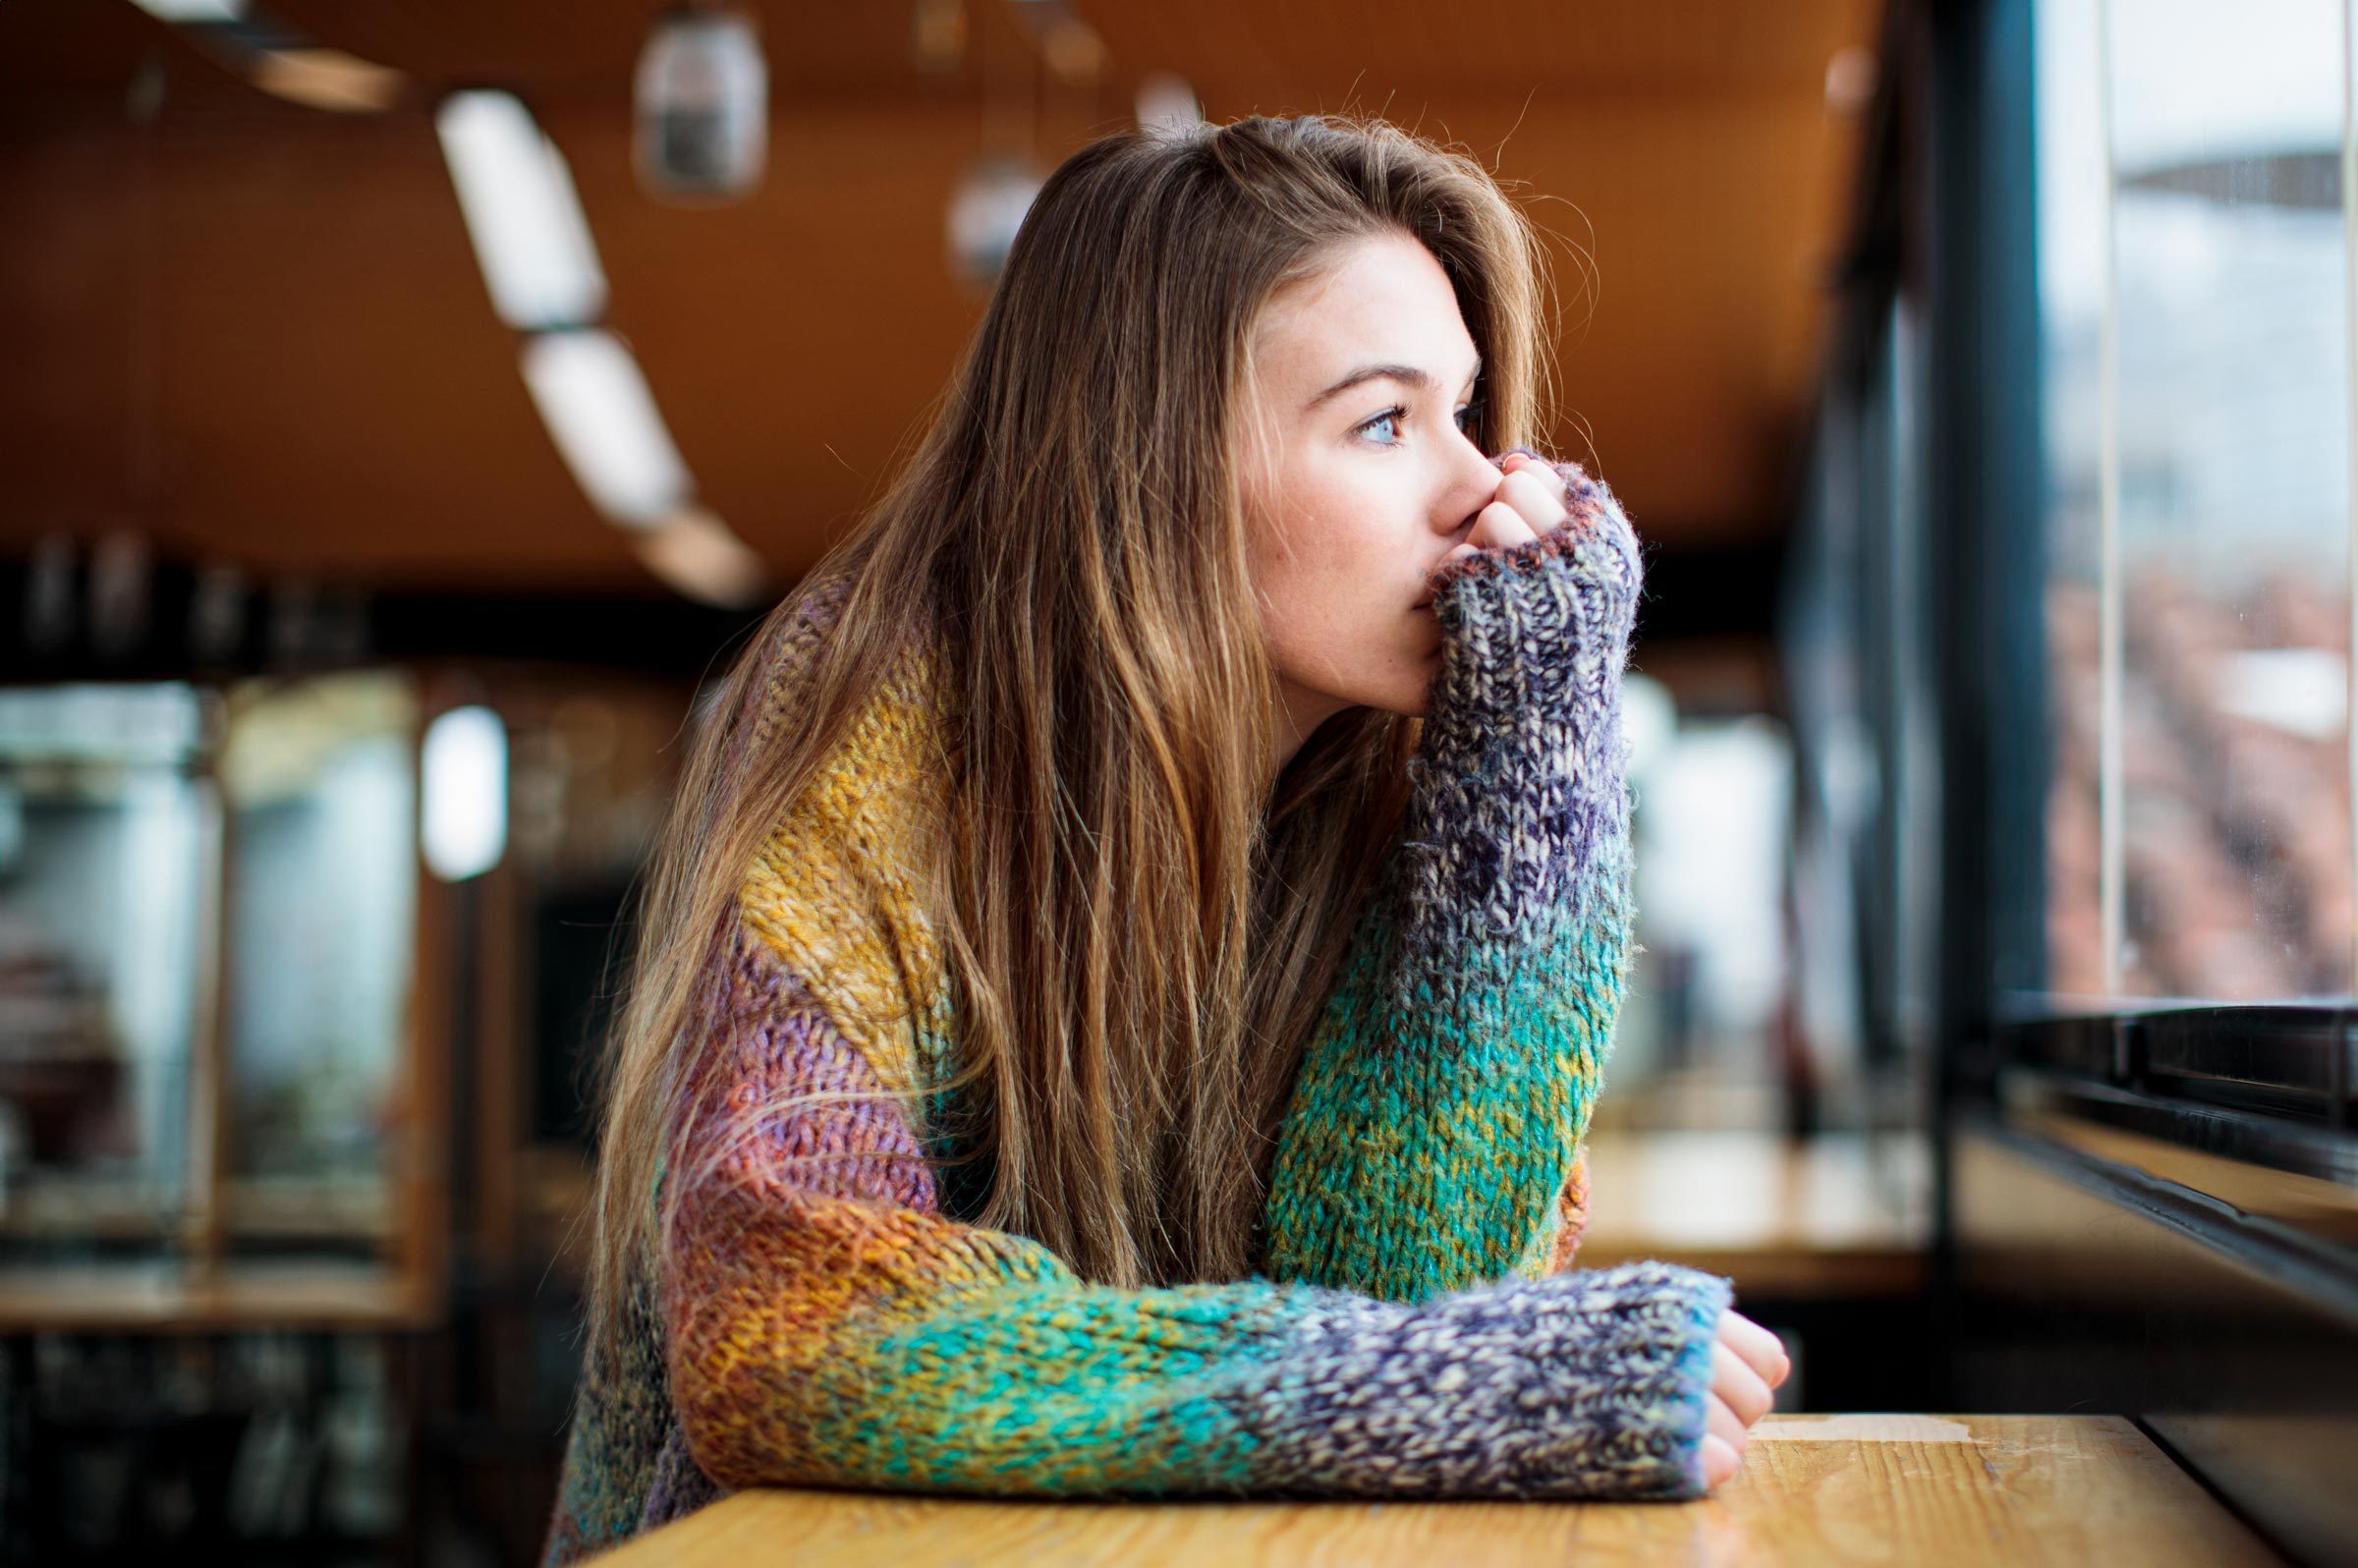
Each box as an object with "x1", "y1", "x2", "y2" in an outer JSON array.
[{"x1": 592, "y1": 1415, "x2": 2282, "y2": 1566}]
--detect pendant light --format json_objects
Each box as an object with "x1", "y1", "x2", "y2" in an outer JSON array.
[{"x1": 635, "y1": 2, "x2": 768, "y2": 203}]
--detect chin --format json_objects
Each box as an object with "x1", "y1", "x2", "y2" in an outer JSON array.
[{"x1": 1371, "y1": 673, "x2": 1433, "y2": 722}]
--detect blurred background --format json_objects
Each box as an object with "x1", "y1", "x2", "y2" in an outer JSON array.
[{"x1": 5, "y1": 1, "x2": 2357, "y2": 1565}]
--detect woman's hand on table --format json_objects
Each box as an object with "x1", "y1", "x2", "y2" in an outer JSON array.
[{"x1": 1701, "y1": 1307, "x2": 1791, "y2": 1490}]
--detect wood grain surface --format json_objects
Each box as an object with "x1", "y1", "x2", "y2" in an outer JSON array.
[{"x1": 591, "y1": 1414, "x2": 2282, "y2": 1567}]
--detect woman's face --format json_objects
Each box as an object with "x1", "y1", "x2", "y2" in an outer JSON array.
[{"x1": 1238, "y1": 229, "x2": 1509, "y2": 762}]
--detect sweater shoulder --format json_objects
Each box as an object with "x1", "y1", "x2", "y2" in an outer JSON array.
[{"x1": 731, "y1": 572, "x2": 958, "y2": 1107}]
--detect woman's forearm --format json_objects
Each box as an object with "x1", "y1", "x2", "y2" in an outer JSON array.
[
  {"x1": 657, "y1": 910, "x2": 1727, "y2": 1508},
  {"x1": 1259, "y1": 459, "x2": 1644, "y2": 1303}
]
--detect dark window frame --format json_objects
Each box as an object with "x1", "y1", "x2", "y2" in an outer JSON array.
[{"x1": 1804, "y1": 0, "x2": 2358, "y2": 1210}]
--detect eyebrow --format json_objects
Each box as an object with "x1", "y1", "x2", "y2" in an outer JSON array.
[{"x1": 1306, "y1": 356, "x2": 1483, "y2": 411}]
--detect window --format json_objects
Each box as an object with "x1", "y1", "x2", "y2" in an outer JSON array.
[
  {"x1": 2036, "y1": 0, "x2": 2355, "y2": 1007},
  {"x1": 1793, "y1": 0, "x2": 2358, "y2": 1160}
]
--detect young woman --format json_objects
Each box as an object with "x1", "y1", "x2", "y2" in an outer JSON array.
[{"x1": 540, "y1": 111, "x2": 1788, "y2": 1566}]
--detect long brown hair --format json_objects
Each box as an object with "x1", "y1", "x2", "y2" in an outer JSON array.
[{"x1": 585, "y1": 111, "x2": 1564, "y2": 1366}]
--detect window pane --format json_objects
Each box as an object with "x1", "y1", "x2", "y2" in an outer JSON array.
[
  {"x1": 220, "y1": 672, "x2": 418, "y2": 1243},
  {"x1": 2037, "y1": 0, "x2": 2106, "y2": 1000},
  {"x1": 0, "y1": 685, "x2": 210, "y2": 1253},
  {"x1": 2038, "y1": 0, "x2": 2356, "y2": 1004}
]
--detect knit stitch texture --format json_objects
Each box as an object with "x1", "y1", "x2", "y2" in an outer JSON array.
[{"x1": 537, "y1": 455, "x2": 1735, "y2": 1565}]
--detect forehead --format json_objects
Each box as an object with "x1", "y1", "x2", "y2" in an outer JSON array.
[{"x1": 1250, "y1": 233, "x2": 1475, "y2": 388}]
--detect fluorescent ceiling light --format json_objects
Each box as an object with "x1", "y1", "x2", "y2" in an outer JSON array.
[
  {"x1": 520, "y1": 329, "x2": 690, "y2": 529},
  {"x1": 253, "y1": 48, "x2": 406, "y2": 113},
  {"x1": 435, "y1": 90, "x2": 608, "y2": 330},
  {"x1": 634, "y1": 503, "x2": 770, "y2": 608},
  {"x1": 128, "y1": 0, "x2": 247, "y2": 20},
  {"x1": 1135, "y1": 71, "x2": 1201, "y2": 138}
]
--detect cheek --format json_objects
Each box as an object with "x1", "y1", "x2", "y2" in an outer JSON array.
[
  {"x1": 1251, "y1": 464, "x2": 1393, "y2": 600},
  {"x1": 1251, "y1": 475, "x2": 1437, "y2": 704}
]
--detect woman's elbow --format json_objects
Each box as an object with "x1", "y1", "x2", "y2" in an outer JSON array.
[{"x1": 666, "y1": 1310, "x2": 839, "y2": 1491}]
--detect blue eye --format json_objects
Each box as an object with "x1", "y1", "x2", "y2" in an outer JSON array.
[{"x1": 1358, "y1": 401, "x2": 1484, "y2": 448}]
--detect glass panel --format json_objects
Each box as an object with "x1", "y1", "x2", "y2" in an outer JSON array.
[
  {"x1": 2109, "y1": 0, "x2": 2352, "y2": 1001},
  {"x1": 2036, "y1": 0, "x2": 2113, "y2": 1003},
  {"x1": 2037, "y1": 0, "x2": 2356, "y2": 1005},
  {"x1": 0, "y1": 685, "x2": 210, "y2": 1254},
  {"x1": 218, "y1": 672, "x2": 419, "y2": 1244}
]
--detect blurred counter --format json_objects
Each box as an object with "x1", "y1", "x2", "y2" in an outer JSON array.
[{"x1": 1573, "y1": 1129, "x2": 1933, "y2": 1297}]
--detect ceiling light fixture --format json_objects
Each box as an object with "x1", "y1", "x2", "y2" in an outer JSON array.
[
  {"x1": 635, "y1": 2, "x2": 768, "y2": 203},
  {"x1": 634, "y1": 502, "x2": 770, "y2": 608},
  {"x1": 1135, "y1": 71, "x2": 1202, "y2": 139},
  {"x1": 126, "y1": 0, "x2": 248, "y2": 21},
  {"x1": 251, "y1": 47, "x2": 406, "y2": 113},
  {"x1": 519, "y1": 330, "x2": 691, "y2": 530},
  {"x1": 435, "y1": 89, "x2": 609, "y2": 331}
]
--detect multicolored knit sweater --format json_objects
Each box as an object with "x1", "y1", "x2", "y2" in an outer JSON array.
[{"x1": 538, "y1": 455, "x2": 1735, "y2": 1565}]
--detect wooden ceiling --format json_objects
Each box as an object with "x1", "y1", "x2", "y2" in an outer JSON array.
[{"x1": 0, "y1": 0, "x2": 1880, "y2": 596}]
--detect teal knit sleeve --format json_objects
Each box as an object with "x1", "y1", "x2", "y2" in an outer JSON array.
[
  {"x1": 650, "y1": 912, "x2": 1732, "y2": 1512},
  {"x1": 1259, "y1": 455, "x2": 1646, "y2": 1303}
]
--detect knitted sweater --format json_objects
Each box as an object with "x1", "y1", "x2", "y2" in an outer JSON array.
[{"x1": 538, "y1": 455, "x2": 1735, "y2": 1566}]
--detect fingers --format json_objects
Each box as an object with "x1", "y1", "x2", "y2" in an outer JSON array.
[
  {"x1": 1718, "y1": 1308, "x2": 1793, "y2": 1390},
  {"x1": 1700, "y1": 1309, "x2": 1787, "y2": 1496},
  {"x1": 1712, "y1": 1339, "x2": 1773, "y2": 1427},
  {"x1": 1467, "y1": 499, "x2": 1537, "y2": 554},
  {"x1": 1450, "y1": 450, "x2": 1576, "y2": 566},
  {"x1": 1707, "y1": 1390, "x2": 1748, "y2": 1457},
  {"x1": 1494, "y1": 467, "x2": 1570, "y2": 535},
  {"x1": 1700, "y1": 1433, "x2": 1740, "y2": 1490},
  {"x1": 1499, "y1": 449, "x2": 1569, "y2": 503}
]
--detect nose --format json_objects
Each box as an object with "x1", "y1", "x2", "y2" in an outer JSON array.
[{"x1": 1436, "y1": 431, "x2": 1509, "y2": 536}]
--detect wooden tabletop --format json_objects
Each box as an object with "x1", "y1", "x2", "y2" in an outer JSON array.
[{"x1": 592, "y1": 1415, "x2": 2281, "y2": 1567}]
